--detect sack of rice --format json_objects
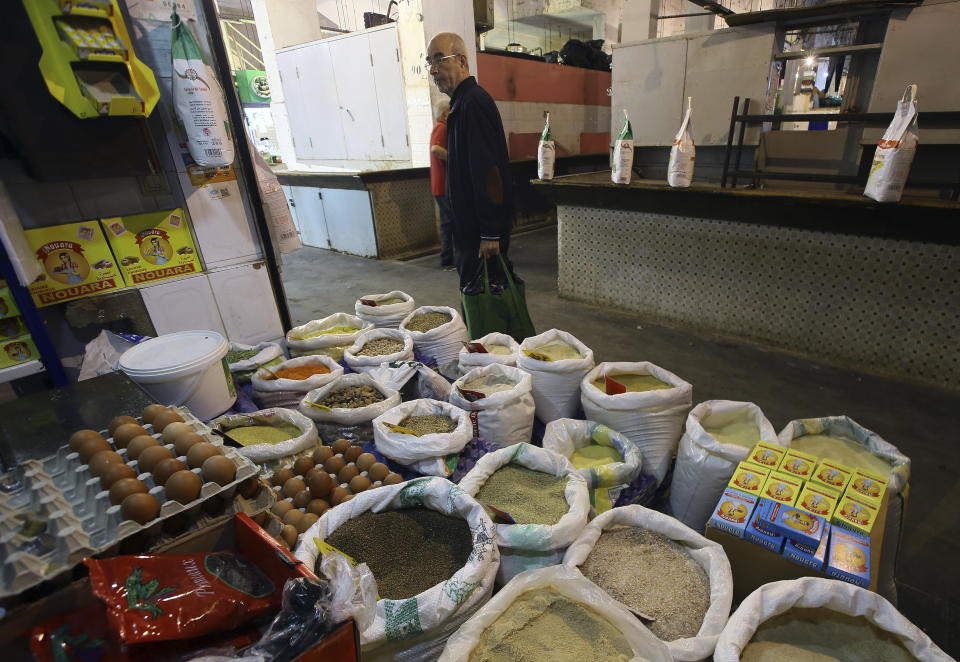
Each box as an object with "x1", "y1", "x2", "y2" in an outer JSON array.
[
  {"x1": 299, "y1": 373, "x2": 400, "y2": 425},
  {"x1": 286, "y1": 312, "x2": 372, "y2": 360},
  {"x1": 542, "y1": 419, "x2": 642, "y2": 513},
  {"x1": 400, "y1": 306, "x2": 469, "y2": 373},
  {"x1": 458, "y1": 443, "x2": 589, "y2": 585},
  {"x1": 564, "y1": 505, "x2": 734, "y2": 661},
  {"x1": 295, "y1": 477, "x2": 499, "y2": 661},
  {"x1": 516, "y1": 329, "x2": 595, "y2": 424},
  {"x1": 669, "y1": 400, "x2": 780, "y2": 533},
  {"x1": 581, "y1": 361, "x2": 692, "y2": 485},
  {"x1": 251, "y1": 355, "x2": 343, "y2": 408},
  {"x1": 779, "y1": 416, "x2": 910, "y2": 604},
  {"x1": 343, "y1": 328, "x2": 415, "y2": 373},
  {"x1": 355, "y1": 290, "x2": 416, "y2": 329},
  {"x1": 210, "y1": 407, "x2": 318, "y2": 471},
  {"x1": 458, "y1": 332, "x2": 519, "y2": 372},
  {"x1": 714, "y1": 577, "x2": 950, "y2": 662},
  {"x1": 226, "y1": 341, "x2": 284, "y2": 383},
  {"x1": 449, "y1": 364, "x2": 535, "y2": 448},
  {"x1": 372, "y1": 398, "x2": 472, "y2": 476},
  {"x1": 438, "y1": 564, "x2": 671, "y2": 662}
]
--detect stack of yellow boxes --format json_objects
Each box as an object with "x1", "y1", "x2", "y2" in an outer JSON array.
[{"x1": 0, "y1": 282, "x2": 39, "y2": 369}]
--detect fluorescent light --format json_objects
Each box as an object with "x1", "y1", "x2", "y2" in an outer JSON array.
[{"x1": 805, "y1": 56, "x2": 815, "y2": 65}]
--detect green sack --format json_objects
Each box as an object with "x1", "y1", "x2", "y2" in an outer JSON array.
[{"x1": 461, "y1": 255, "x2": 535, "y2": 343}]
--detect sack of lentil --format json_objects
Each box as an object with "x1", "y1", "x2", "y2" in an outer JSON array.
[
  {"x1": 226, "y1": 341, "x2": 285, "y2": 383},
  {"x1": 372, "y1": 398, "x2": 472, "y2": 476},
  {"x1": 343, "y1": 328, "x2": 415, "y2": 373},
  {"x1": 542, "y1": 419, "x2": 643, "y2": 513},
  {"x1": 669, "y1": 400, "x2": 780, "y2": 534},
  {"x1": 355, "y1": 290, "x2": 416, "y2": 329},
  {"x1": 298, "y1": 373, "x2": 401, "y2": 425},
  {"x1": 563, "y1": 504, "x2": 733, "y2": 661},
  {"x1": 294, "y1": 476, "x2": 500, "y2": 659},
  {"x1": 449, "y1": 364, "x2": 536, "y2": 448},
  {"x1": 400, "y1": 306, "x2": 469, "y2": 374},
  {"x1": 779, "y1": 416, "x2": 910, "y2": 605},
  {"x1": 367, "y1": 360, "x2": 453, "y2": 401},
  {"x1": 458, "y1": 443, "x2": 590, "y2": 585},
  {"x1": 286, "y1": 313, "x2": 372, "y2": 361},
  {"x1": 210, "y1": 407, "x2": 318, "y2": 469},
  {"x1": 251, "y1": 355, "x2": 344, "y2": 408},
  {"x1": 714, "y1": 577, "x2": 950, "y2": 662},
  {"x1": 438, "y1": 564, "x2": 672, "y2": 662},
  {"x1": 457, "y1": 332, "x2": 520, "y2": 372},
  {"x1": 581, "y1": 361, "x2": 692, "y2": 485},
  {"x1": 516, "y1": 329, "x2": 595, "y2": 424}
]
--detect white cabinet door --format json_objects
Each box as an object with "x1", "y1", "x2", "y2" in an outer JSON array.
[
  {"x1": 140, "y1": 274, "x2": 227, "y2": 337},
  {"x1": 276, "y1": 48, "x2": 315, "y2": 160},
  {"x1": 369, "y1": 28, "x2": 410, "y2": 161},
  {"x1": 296, "y1": 43, "x2": 348, "y2": 160},
  {"x1": 289, "y1": 186, "x2": 330, "y2": 249},
  {"x1": 328, "y1": 35, "x2": 383, "y2": 161},
  {"x1": 207, "y1": 262, "x2": 284, "y2": 344}
]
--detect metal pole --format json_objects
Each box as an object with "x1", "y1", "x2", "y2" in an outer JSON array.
[
  {"x1": 721, "y1": 96, "x2": 740, "y2": 188},
  {"x1": 732, "y1": 98, "x2": 750, "y2": 189}
]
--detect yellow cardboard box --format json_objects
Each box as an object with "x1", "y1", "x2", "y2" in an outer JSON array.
[
  {"x1": 833, "y1": 493, "x2": 880, "y2": 537},
  {"x1": 812, "y1": 458, "x2": 853, "y2": 493},
  {"x1": 745, "y1": 442, "x2": 787, "y2": 471},
  {"x1": 728, "y1": 461, "x2": 770, "y2": 497},
  {"x1": 25, "y1": 221, "x2": 124, "y2": 307},
  {"x1": 0, "y1": 286, "x2": 20, "y2": 319},
  {"x1": 0, "y1": 334, "x2": 39, "y2": 368},
  {"x1": 102, "y1": 209, "x2": 201, "y2": 286},
  {"x1": 778, "y1": 448, "x2": 818, "y2": 481},
  {"x1": 797, "y1": 483, "x2": 841, "y2": 520},
  {"x1": 761, "y1": 471, "x2": 803, "y2": 506},
  {"x1": 0, "y1": 317, "x2": 26, "y2": 339},
  {"x1": 846, "y1": 469, "x2": 887, "y2": 506}
]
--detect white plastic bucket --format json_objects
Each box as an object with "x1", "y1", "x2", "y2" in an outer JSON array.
[{"x1": 119, "y1": 330, "x2": 236, "y2": 420}]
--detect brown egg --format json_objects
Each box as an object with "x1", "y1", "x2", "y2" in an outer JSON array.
[
  {"x1": 151, "y1": 409, "x2": 184, "y2": 433},
  {"x1": 141, "y1": 404, "x2": 169, "y2": 425},
  {"x1": 109, "y1": 477, "x2": 148, "y2": 505},
  {"x1": 339, "y1": 494, "x2": 354, "y2": 503},
  {"x1": 120, "y1": 492, "x2": 161, "y2": 524},
  {"x1": 368, "y1": 463, "x2": 389, "y2": 482},
  {"x1": 202, "y1": 455, "x2": 237, "y2": 485},
  {"x1": 165, "y1": 469, "x2": 202, "y2": 504},
  {"x1": 272, "y1": 468, "x2": 295, "y2": 487},
  {"x1": 349, "y1": 475, "x2": 372, "y2": 493},
  {"x1": 293, "y1": 489, "x2": 312, "y2": 509},
  {"x1": 307, "y1": 499, "x2": 330, "y2": 516},
  {"x1": 312, "y1": 446, "x2": 333, "y2": 465},
  {"x1": 281, "y1": 524, "x2": 299, "y2": 548},
  {"x1": 186, "y1": 442, "x2": 221, "y2": 469},
  {"x1": 108, "y1": 416, "x2": 137, "y2": 436},
  {"x1": 303, "y1": 466, "x2": 322, "y2": 486},
  {"x1": 282, "y1": 508, "x2": 304, "y2": 527},
  {"x1": 332, "y1": 438, "x2": 351, "y2": 454},
  {"x1": 173, "y1": 431, "x2": 205, "y2": 458},
  {"x1": 308, "y1": 471, "x2": 333, "y2": 499},
  {"x1": 344, "y1": 446, "x2": 364, "y2": 463},
  {"x1": 293, "y1": 456, "x2": 315, "y2": 476},
  {"x1": 113, "y1": 423, "x2": 150, "y2": 449},
  {"x1": 296, "y1": 512, "x2": 319, "y2": 533},
  {"x1": 329, "y1": 486, "x2": 349, "y2": 505},
  {"x1": 356, "y1": 453, "x2": 376, "y2": 472},
  {"x1": 69, "y1": 429, "x2": 104, "y2": 453},
  {"x1": 77, "y1": 436, "x2": 112, "y2": 464},
  {"x1": 272, "y1": 500, "x2": 294, "y2": 517},
  {"x1": 283, "y1": 477, "x2": 307, "y2": 499},
  {"x1": 324, "y1": 456, "x2": 345, "y2": 475},
  {"x1": 88, "y1": 450, "x2": 124, "y2": 477},
  {"x1": 152, "y1": 458, "x2": 187, "y2": 486},
  {"x1": 138, "y1": 445, "x2": 174, "y2": 474},
  {"x1": 100, "y1": 462, "x2": 137, "y2": 490},
  {"x1": 238, "y1": 476, "x2": 260, "y2": 498},
  {"x1": 383, "y1": 473, "x2": 403, "y2": 485},
  {"x1": 126, "y1": 435, "x2": 160, "y2": 461},
  {"x1": 338, "y1": 464, "x2": 359, "y2": 484}
]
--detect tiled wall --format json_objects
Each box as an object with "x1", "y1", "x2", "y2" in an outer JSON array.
[{"x1": 497, "y1": 101, "x2": 611, "y2": 156}]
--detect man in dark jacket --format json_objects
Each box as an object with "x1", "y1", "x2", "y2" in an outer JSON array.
[{"x1": 426, "y1": 32, "x2": 514, "y2": 288}]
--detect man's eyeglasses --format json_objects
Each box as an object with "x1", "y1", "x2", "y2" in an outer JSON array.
[{"x1": 425, "y1": 53, "x2": 460, "y2": 69}]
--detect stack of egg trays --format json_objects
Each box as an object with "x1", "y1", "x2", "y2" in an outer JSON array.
[{"x1": 0, "y1": 406, "x2": 258, "y2": 599}]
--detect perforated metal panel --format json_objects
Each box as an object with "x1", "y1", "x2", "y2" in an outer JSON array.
[
  {"x1": 558, "y1": 205, "x2": 960, "y2": 388},
  {"x1": 367, "y1": 177, "x2": 439, "y2": 260}
]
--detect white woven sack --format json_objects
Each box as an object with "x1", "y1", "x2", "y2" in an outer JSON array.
[
  {"x1": 581, "y1": 361, "x2": 692, "y2": 485},
  {"x1": 367, "y1": 361, "x2": 452, "y2": 401},
  {"x1": 438, "y1": 565, "x2": 671, "y2": 662},
  {"x1": 400, "y1": 306, "x2": 468, "y2": 372},
  {"x1": 563, "y1": 505, "x2": 733, "y2": 661},
  {"x1": 286, "y1": 313, "x2": 371, "y2": 357},
  {"x1": 449, "y1": 363, "x2": 535, "y2": 447},
  {"x1": 714, "y1": 577, "x2": 951, "y2": 662},
  {"x1": 210, "y1": 407, "x2": 317, "y2": 465},
  {"x1": 343, "y1": 328, "x2": 415, "y2": 373},
  {"x1": 227, "y1": 341, "x2": 284, "y2": 375},
  {"x1": 355, "y1": 290, "x2": 416, "y2": 329},
  {"x1": 250, "y1": 355, "x2": 343, "y2": 409},
  {"x1": 516, "y1": 328, "x2": 595, "y2": 423},
  {"x1": 669, "y1": 400, "x2": 779, "y2": 533},
  {"x1": 298, "y1": 373, "x2": 400, "y2": 425},
  {"x1": 457, "y1": 332, "x2": 519, "y2": 371},
  {"x1": 372, "y1": 398, "x2": 472, "y2": 476},
  {"x1": 458, "y1": 443, "x2": 589, "y2": 585},
  {"x1": 295, "y1": 477, "x2": 500, "y2": 656}
]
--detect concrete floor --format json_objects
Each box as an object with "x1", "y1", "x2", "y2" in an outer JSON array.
[{"x1": 281, "y1": 226, "x2": 960, "y2": 656}]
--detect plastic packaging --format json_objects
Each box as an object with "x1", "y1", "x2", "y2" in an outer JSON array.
[
  {"x1": 612, "y1": 109, "x2": 634, "y2": 185},
  {"x1": 864, "y1": 84, "x2": 919, "y2": 203},
  {"x1": 668, "y1": 97, "x2": 695, "y2": 188},
  {"x1": 537, "y1": 112, "x2": 555, "y2": 180}
]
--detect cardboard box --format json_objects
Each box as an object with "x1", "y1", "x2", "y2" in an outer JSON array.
[
  {"x1": 102, "y1": 208, "x2": 202, "y2": 286},
  {"x1": 708, "y1": 488, "x2": 758, "y2": 538},
  {"x1": 826, "y1": 527, "x2": 871, "y2": 587},
  {"x1": 812, "y1": 458, "x2": 853, "y2": 493},
  {"x1": 0, "y1": 334, "x2": 39, "y2": 368},
  {"x1": 761, "y1": 471, "x2": 803, "y2": 505},
  {"x1": 783, "y1": 522, "x2": 830, "y2": 571},
  {"x1": 766, "y1": 502, "x2": 828, "y2": 548},
  {"x1": 728, "y1": 461, "x2": 770, "y2": 497},
  {"x1": 0, "y1": 316, "x2": 25, "y2": 339},
  {"x1": 847, "y1": 468, "x2": 887, "y2": 505},
  {"x1": 777, "y1": 448, "x2": 818, "y2": 481},
  {"x1": 797, "y1": 483, "x2": 841, "y2": 520},
  {"x1": 745, "y1": 500, "x2": 785, "y2": 552},
  {"x1": 745, "y1": 442, "x2": 787, "y2": 471},
  {"x1": 0, "y1": 286, "x2": 20, "y2": 319},
  {"x1": 24, "y1": 221, "x2": 124, "y2": 307},
  {"x1": 833, "y1": 493, "x2": 880, "y2": 536}
]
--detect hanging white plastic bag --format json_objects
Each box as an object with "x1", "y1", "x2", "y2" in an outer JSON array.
[
  {"x1": 343, "y1": 328, "x2": 415, "y2": 373},
  {"x1": 286, "y1": 313, "x2": 372, "y2": 360},
  {"x1": 457, "y1": 331, "x2": 519, "y2": 372},
  {"x1": 449, "y1": 363, "x2": 535, "y2": 447},
  {"x1": 864, "y1": 84, "x2": 919, "y2": 203},
  {"x1": 366, "y1": 360, "x2": 452, "y2": 401},
  {"x1": 171, "y1": 11, "x2": 234, "y2": 167},
  {"x1": 298, "y1": 373, "x2": 400, "y2": 425},
  {"x1": 714, "y1": 577, "x2": 951, "y2": 662},
  {"x1": 668, "y1": 97, "x2": 695, "y2": 188},
  {"x1": 250, "y1": 355, "x2": 344, "y2": 409},
  {"x1": 400, "y1": 305, "x2": 468, "y2": 373},
  {"x1": 537, "y1": 111, "x2": 555, "y2": 180},
  {"x1": 612, "y1": 109, "x2": 634, "y2": 185},
  {"x1": 210, "y1": 407, "x2": 318, "y2": 467},
  {"x1": 354, "y1": 291, "x2": 416, "y2": 329},
  {"x1": 371, "y1": 398, "x2": 472, "y2": 475},
  {"x1": 516, "y1": 328, "x2": 595, "y2": 423},
  {"x1": 669, "y1": 400, "x2": 779, "y2": 533}
]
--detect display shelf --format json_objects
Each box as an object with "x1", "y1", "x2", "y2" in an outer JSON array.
[{"x1": 0, "y1": 360, "x2": 44, "y2": 384}]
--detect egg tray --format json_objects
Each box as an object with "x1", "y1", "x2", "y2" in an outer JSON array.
[{"x1": 0, "y1": 406, "x2": 258, "y2": 600}]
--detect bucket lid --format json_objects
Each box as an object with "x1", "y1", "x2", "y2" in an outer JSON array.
[{"x1": 119, "y1": 330, "x2": 228, "y2": 375}]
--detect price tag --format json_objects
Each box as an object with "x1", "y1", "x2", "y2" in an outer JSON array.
[
  {"x1": 605, "y1": 376, "x2": 627, "y2": 395},
  {"x1": 462, "y1": 342, "x2": 488, "y2": 353},
  {"x1": 382, "y1": 421, "x2": 421, "y2": 437},
  {"x1": 359, "y1": 298, "x2": 378, "y2": 307}
]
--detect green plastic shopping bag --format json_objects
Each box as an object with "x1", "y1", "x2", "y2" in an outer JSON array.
[{"x1": 461, "y1": 255, "x2": 535, "y2": 343}]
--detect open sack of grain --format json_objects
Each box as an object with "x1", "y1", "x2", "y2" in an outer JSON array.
[
  {"x1": 458, "y1": 332, "x2": 520, "y2": 372},
  {"x1": 449, "y1": 363, "x2": 535, "y2": 448},
  {"x1": 226, "y1": 341, "x2": 284, "y2": 383},
  {"x1": 581, "y1": 361, "x2": 692, "y2": 485},
  {"x1": 438, "y1": 564, "x2": 671, "y2": 662},
  {"x1": 669, "y1": 400, "x2": 780, "y2": 533},
  {"x1": 400, "y1": 305, "x2": 469, "y2": 372},
  {"x1": 298, "y1": 373, "x2": 400, "y2": 425},
  {"x1": 372, "y1": 398, "x2": 472, "y2": 476},
  {"x1": 714, "y1": 577, "x2": 950, "y2": 662},
  {"x1": 779, "y1": 416, "x2": 910, "y2": 604},
  {"x1": 563, "y1": 505, "x2": 733, "y2": 661},
  {"x1": 250, "y1": 355, "x2": 343, "y2": 408},
  {"x1": 210, "y1": 407, "x2": 318, "y2": 471},
  {"x1": 516, "y1": 329, "x2": 595, "y2": 423},
  {"x1": 355, "y1": 290, "x2": 416, "y2": 328},
  {"x1": 542, "y1": 419, "x2": 643, "y2": 513},
  {"x1": 458, "y1": 443, "x2": 589, "y2": 585},
  {"x1": 343, "y1": 328, "x2": 415, "y2": 373},
  {"x1": 367, "y1": 360, "x2": 452, "y2": 401},
  {"x1": 295, "y1": 477, "x2": 499, "y2": 661},
  {"x1": 286, "y1": 312, "x2": 372, "y2": 360}
]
